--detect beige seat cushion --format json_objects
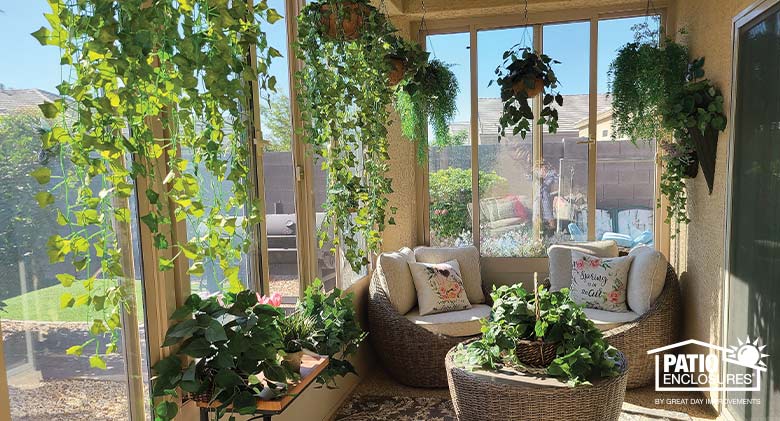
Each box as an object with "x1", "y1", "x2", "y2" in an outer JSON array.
[
  {"x1": 373, "y1": 247, "x2": 417, "y2": 315},
  {"x1": 405, "y1": 304, "x2": 491, "y2": 337},
  {"x1": 414, "y1": 246, "x2": 485, "y2": 304},
  {"x1": 626, "y1": 245, "x2": 668, "y2": 315},
  {"x1": 547, "y1": 240, "x2": 619, "y2": 291},
  {"x1": 583, "y1": 308, "x2": 640, "y2": 332}
]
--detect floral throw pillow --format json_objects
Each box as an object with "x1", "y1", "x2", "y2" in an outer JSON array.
[
  {"x1": 569, "y1": 250, "x2": 634, "y2": 312},
  {"x1": 408, "y1": 260, "x2": 472, "y2": 316}
]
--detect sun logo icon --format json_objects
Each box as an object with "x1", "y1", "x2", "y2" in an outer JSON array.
[{"x1": 729, "y1": 337, "x2": 769, "y2": 369}]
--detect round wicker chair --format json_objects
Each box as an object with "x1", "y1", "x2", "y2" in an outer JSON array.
[
  {"x1": 601, "y1": 263, "x2": 682, "y2": 388},
  {"x1": 368, "y1": 279, "x2": 480, "y2": 388}
]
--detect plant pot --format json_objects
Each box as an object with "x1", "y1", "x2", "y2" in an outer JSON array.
[
  {"x1": 683, "y1": 150, "x2": 699, "y2": 179},
  {"x1": 515, "y1": 339, "x2": 558, "y2": 368},
  {"x1": 283, "y1": 350, "x2": 304, "y2": 372},
  {"x1": 318, "y1": 2, "x2": 369, "y2": 41},
  {"x1": 512, "y1": 77, "x2": 545, "y2": 97},
  {"x1": 689, "y1": 126, "x2": 718, "y2": 194},
  {"x1": 386, "y1": 55, "x2": 406, "y2": 86}
]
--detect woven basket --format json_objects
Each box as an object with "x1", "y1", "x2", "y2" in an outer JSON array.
[{"x1": 515, "y1": 339, "x2": 557, "y2": 367}]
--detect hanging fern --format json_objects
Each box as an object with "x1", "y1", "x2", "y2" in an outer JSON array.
[{"x1": 396, "y1": 59, "x2": 460, "y2": 163}]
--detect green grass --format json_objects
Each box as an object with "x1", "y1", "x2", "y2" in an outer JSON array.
[{"x1": 3, "y1": 279, "x2": 145, "y2": 323}]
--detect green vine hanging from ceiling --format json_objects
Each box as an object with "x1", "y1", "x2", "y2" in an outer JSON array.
[
  {"x1": 295, "y1": 0, "x2": 397, "y2": 272},
  {"x1": 32, "y1": 0, "x2": 279, "y2": 369}
]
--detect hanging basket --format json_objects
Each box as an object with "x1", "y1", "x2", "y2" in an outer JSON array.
[
  {"x1": 318, "y1": 2, "x2": 370, "y2": 41},
  {"x1": 683, "y1": 150, "x2": 699, "y2": 179},
  {"x1": 689, "y1": 126, "x2": 718, "y2": 194},
  {"x1": 386, "y1": 55, "x2": 406, "y2": 86},
  {"x1": 512, "y1": 76, "x2": 545, "y2": 97},
  {"x1": 515, "y1": 339, "x2": 558, "y2": 368}
]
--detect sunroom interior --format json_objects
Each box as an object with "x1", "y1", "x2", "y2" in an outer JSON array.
[{"x1": 0, "y1": 0, "x2": 777, "y2": 420}]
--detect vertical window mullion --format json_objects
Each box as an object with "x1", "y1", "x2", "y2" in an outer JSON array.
[
  {"x1": 469, "y1": 26, "x2": 480, "y2": 252},
  {"x1": 588, "y1": 17, "x2": 598, "y2": 241},
  {"x1": 532, "y1": 24, "x2": 543, "y2": 242}
]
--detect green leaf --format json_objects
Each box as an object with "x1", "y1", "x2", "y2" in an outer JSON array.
[
  {"x1": 66, "y1": 345, "x2": 84, "y2": 356},
  {"x1": 30, "y1": 27, "x2": 51, "y2": 46},
  {"x1": 154, "y1": 401, "x2": 178, "y2": 421},
  {"x1": 38, "y1": 101, "x2": 60, "y2": 119},
  {"x1": 180, "y1": 337, "x2": 212, "y2": 358},
  {"x1": 89, "y1": 355, "x2": 107, "y2": 370},
  {"x1": 205, "y1": 319, "x2": 228, "y2": 343},
  {"x1": 35, "y1": 191, "x2": 55, "y2": 208},
  {"x1": 31, "y1": 167, "x2": 52, "y2": 184},
  {"x1": 267, "y1": 8, "x2": 283, "y2": 24},
  {"x1": 234, "y1": 391, "x2": 257, "y2": 415},
  {"x1": 60, "y1": 292, "x2": 75, "y2": 308},
  {"x1": 56, "y1": 273, "x2": 75, "y2": 287}
]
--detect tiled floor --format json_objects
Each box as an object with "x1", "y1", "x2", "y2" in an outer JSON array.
[{"x1": 335, "y1": 367, "x2": 720, "y2": 421}]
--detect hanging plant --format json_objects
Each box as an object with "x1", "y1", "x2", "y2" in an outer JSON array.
[
  {"x1": 296, "y1": 0, "x2": 398, "y2": 272},
  {"x1": 395, "y1": 59, "x2": 460, "y2": 163},
  {"x1": 492, "y1": 46, "x2": 563, "y2": 140},
  {"x1": 385, "y1": 34, "x2": 428, "y2": 87},
  {"x1": 315, "y1": 1, "x2": 372, "y2": 40},
  {"x1": 32, "y1": 0, "x2": 279, "y2": 406}
]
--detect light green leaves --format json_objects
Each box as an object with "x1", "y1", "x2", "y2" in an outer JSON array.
[
  {"x1": 35, "y1": 191, "x2": 55, "y2": 208},
  {"x1": 89, "y1": 355, "x2": 107, "y2": 370},
  {"x1": 38, "y1": 101, "x2": 60, "y2": 119},
  {"x1": 56, "y1": 273, "x2": 75, "y2": 287},
  {"x1": 31, "y1": 167, "x2": 52, "y2": 184},
  {"x1": 60, "y1": 292, "x2": 75, "y2": 308}
]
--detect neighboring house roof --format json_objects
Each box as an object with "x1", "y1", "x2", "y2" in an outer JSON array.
[{"x1": 0, "y1": 88, "x2": 59, "y2": 115}]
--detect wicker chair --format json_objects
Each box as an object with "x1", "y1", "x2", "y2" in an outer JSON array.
[
  {"x1": 601, "y1": 263, "x2": 681, "y2": 388},
  {"x1": 368, "y1": 278, "x2": 480, "y2": 388}
]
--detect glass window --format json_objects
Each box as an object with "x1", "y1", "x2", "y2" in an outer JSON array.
[
  {"x1": 0, "y1": 4, "x2": 150, "y2": 418},
  {"x1": 427, "y1": 32, "x2": 472, "y2": 247},
  {"x1": 597, "y1": 17, "x2": 657, "y2": 247},
  {"x1": 477, "y1": 27, "x2": 537, "y2": 257},
  {"x1": 541, "y1": 21, "x2": 590, "y2": 247}
]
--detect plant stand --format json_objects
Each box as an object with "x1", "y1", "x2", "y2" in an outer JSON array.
[
  {"x1": 445, "y1": 347, "x2": 628, "y2": 421},
  {"x1": 196, "y1": 355, "x2": 329, "y2": 421}
]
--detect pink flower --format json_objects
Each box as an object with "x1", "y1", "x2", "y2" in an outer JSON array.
[
  {"x1": 440, "y1": 209, "x2": 448, "y2": 215},
  {"x1": 590, "y1": 259, "x2": 601, "y2": 268},
  {"x1": 608, "y1": 291, "x2": 620, "y2": 303},
  {"x1": 257, "y1": 292, "x2": 283, "y2": 307},
  {"x1": 575, "y1": 260, "x2": 585, "y2": 271}
]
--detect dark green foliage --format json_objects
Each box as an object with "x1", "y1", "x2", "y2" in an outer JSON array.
[
  {"x1": 492, "y1": 46, "x2": 563, "y2": 140},
  {"x1": 296, "y1": 0, "x2": 397, "y2": 272},
  {"x1": 297, "y1": 279, "x2": 367, "y2": 387},
  {"x1": 454, "y1": 284, "x2": 621, "y2": 386},
  {"x1": 395, "y1": 59, "x2": 460, "y2": 163}
]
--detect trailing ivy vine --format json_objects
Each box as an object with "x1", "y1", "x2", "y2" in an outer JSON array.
[
  {"x1": 296, "y1": 0, "x2": 397, "y2": 272},
  {"x1": 33, "y1": 0, "x2": 279, "y2": 374}
]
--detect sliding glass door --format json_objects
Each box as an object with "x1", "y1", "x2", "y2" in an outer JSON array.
[{"x1": 727, "y1": 2, "x2": 780, "y2": 419}]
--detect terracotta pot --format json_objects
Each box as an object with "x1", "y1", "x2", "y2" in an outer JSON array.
[
  {"x1": 319, "y1": 2, "x2": 369, "y2": 41},
  {"x1": 515, "y1": 339, "x2": 558, "y2": 368},
  {"x1": 512, "y1": 77, "x2": 545, "y2": 97},
  {"x1": 386, "y1": 55, "x2": 406, "y2": 86},
  {"x1": 283, "y1": 350, "x2": 304, "y2": 372},
  {"x1": 683, "y1": 150, "x2": 699, "y2": 179}
]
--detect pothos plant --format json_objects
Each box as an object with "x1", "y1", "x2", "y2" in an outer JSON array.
[
  {"x1": 492, "y1": 46, "x2": 563, "y2": 140},
  {"x1": 453, "y1": 284, "x2": 622, "y2": 386},
  {"x1": 32, "y1": 0, "x2": 280, "y2": 370},
  {"x1": 395, "y1": 57, "x2": 460, "y2": 163},
  {"x1": 296, "y1": 0, "x2": 397, "y2": 272}
]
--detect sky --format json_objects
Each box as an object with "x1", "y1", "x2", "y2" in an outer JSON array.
[{"x1": 0, "y1": 2, "x2": 649, "y2": 123}]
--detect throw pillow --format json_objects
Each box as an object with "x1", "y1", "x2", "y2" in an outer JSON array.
[
  {"x1": 414, "y1": 245, "x2": 485, "y2": 304},
  {"x1": 408, "y1": 260, "x2": 472, "y2": 316},
  {"x1": 372, "y1": 247, "x2": 417, "y2": 315},
  {"x1": 547, "y1": 240, "x2": 620, "y2": 291},
  {"x1": 626, "y1": 245, "x2": 668, "y2": 315},
  {"x1": 569, "y1": 251, "x2": 634, "y2": 312}
]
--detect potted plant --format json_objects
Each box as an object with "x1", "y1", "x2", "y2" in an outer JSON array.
[
  {"x1": 453, "y1": 284, "x2": 621, "y2": 385},
  {"x1": 313, "y1": 0, "x2": 372, "y2": 40},
  {"x1": 278, "y1": 311, "x2": 317, "y2": 372},
  {"x1": 151, "y1": 290, "x2": 294, "y2": 421},
  {"x1": 385, "y1": 34, "x2": 428, "y2": 87},
  {"x1": 395, "y1": 59, "x2": 460, "y2": 162},
  {"x1": 491, "y1": 45, "x2": 563, "y2": 140}
]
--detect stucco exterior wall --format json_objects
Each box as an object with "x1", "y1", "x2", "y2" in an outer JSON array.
[{"x1": 670, "y1": 0, "x2": 756, "y2": 398}]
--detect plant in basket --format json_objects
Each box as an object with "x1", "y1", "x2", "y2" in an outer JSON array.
[
  {"x1": 278, "y1": 310, "x2": 317, "y2": 373},
  {"x1": 311, "y1": 0, "x2": 373, "y2": 41},
  {"x1": 491, "y1": 45, "x2": 563, "y2": 141},
  {"x1": 385, "y1": 34, "x2": 429, "y2": 87},
  {"x1": 454, "y1": 283, "x2": 622, "y2": 386},
  {"x1": 151, "y1": 291, "x2": 294, "y2": 421}
]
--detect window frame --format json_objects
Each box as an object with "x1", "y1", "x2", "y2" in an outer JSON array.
[{"x1": 418, "y1": 6, "x2": 673, "y2": 266}]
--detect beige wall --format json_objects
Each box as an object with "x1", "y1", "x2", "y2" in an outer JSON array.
[{"x1": 670, "y1": 0, "x2": 757, "y2": 399}]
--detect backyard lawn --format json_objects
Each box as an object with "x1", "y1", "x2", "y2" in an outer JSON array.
[{"x1": 2, "y1": 279, "x2": 144, "y2": 323}]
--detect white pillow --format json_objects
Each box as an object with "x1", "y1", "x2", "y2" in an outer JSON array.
[
  {"x1": 547, "y1": 241, "x2": 619, "y2": 291},
  {"x1": 408, "y1": 259, "x2": 472, "y2": 316},
  {"x1": 626, "y1": 246, "x2": 668, "y2": 315},
  {"x1": 569, "y1": 251, "x2": 634, "y2": 312},
  {"x1": 414, "y1": 246, "x2": 485, "y2": 304},
  {"x1": 372, "y1": 247, "x2": 417, "y2": 314}
]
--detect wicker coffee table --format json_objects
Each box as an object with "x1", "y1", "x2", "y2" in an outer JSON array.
[{"x1": 445, "y1": 347, "x2": 628, "y2": 421}]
